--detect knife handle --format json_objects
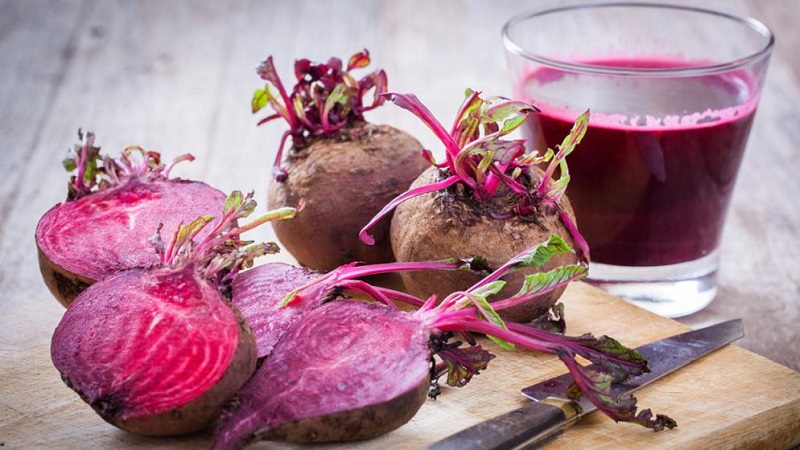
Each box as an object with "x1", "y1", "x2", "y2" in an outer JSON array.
[{"x1": 425, "y1": 398, "x2": 580, "y2": 450}]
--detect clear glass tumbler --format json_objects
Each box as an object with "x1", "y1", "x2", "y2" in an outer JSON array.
[{"x1": 502, "y1": 3, "x2": 773, "y2": 317}]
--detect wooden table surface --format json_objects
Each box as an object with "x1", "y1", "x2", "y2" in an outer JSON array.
[{"x1": 1, "y1": 0, "x2": 799, "y2": 447}]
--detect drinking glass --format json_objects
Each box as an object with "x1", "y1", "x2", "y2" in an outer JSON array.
[{"x1": 502, "y1": 3, "x2": 773, "y2": 317}]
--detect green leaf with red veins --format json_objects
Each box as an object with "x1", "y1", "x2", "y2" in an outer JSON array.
[
  {"x1": 173, "y1": 215, "x2": 214, "y2": 260},
  {"x1": 251, "y1": 88, "x2": 269, "y2": 114},
  {"x1": 466, "y1": 281, "x2": 515, "y2": 350},
  {"x1": 564, "y1": 365, "x2": 677, "y2": 431},
  {"x1": 510, "y1": 234, "x2": 575, "y2": 270},
  {"x1": 223, "y1": 190, "x2": 244, "y2": 216},
  {"x1": 483, "y1": 139, "x2": 526, "y2": 165},
  {"x1": 323, "y1": 84, "x2": 349, "y2": 122},
  {"x1": 62, "y1": 157, "x2": 77, "y2": 172},
  {"x1": 575, "y1": 334, "x2": 647, "y2": 377},
  {"x1": 515, "y1": 264, "x2": 588, "y2": 298},
  {"x1": 541, "y1": 110, "x2": 589, "y2": 199},
  {"x1": 451, "y1": 90, "x2": 484, "y2": 148},
  {"x1": 341, "y1": 72, "x2": 359, "y2": 90},
  {"x1": 235, "y1": 196, "x2": 257, "y2": 220},
  {"x1": 158, "y1": 191, "x2": 296, "y2": 288},
  {"x1": 518, "y1": 148, "x2": 551, "y2": 166},
  {"x1": 529, "y1": 303, "x2": 566, "y2": 333},
  {"x1": 359, "y1": 70, "x2": 387, "y2": 110},
  {"x1": 483, "y1": 100, "x2": 535, "y2": 136},
  {"x1": 476, "y1": 153, "x2": 494, "y2": 178}
]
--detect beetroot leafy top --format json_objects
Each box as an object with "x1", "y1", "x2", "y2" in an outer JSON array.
[
  {"x1": 359, "y1": 89, "x2": 590, "y2": 261},
  {"x1": 251, "y1": 50, "x2": 388, "y2": 180}
]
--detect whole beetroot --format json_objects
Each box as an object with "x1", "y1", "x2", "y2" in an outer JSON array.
[
  {"x1": 254, "y1": 51, "x2": 428, "y2": 271},
  {"x1": 361, "y1": 91, "x2": 590, "y2": 322},
  {"x1": 50, "y1": 191, "x2": 297, "y2": 436},
  {"x1": 35, "y1": 131, "x2": 226, "y2": 306}
]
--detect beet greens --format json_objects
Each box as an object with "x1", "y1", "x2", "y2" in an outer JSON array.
[
  {"x1": 252, "y1": 50, "x2": 388, "y2": 180},
  {"x1": 359, "y1": 89, "x2": 590, "y2": 261},
  {"x1": 62, "y1": 130, "x2": 195, "y2": 201}
]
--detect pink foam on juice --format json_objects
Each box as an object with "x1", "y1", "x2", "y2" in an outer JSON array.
[{"x1": 519, "y1": 58, "x2": 759, "y2": 266}]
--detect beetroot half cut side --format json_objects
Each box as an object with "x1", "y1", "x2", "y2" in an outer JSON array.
[
  {"x1": 213, "y1": 301, "x2": 431, "y2": 448},
  {"x1": 230, "y1": 262, "x2": 320, "y2": 359},
  {"x1": 51, "y1": 267, "x2": 255, "y2": 436}
]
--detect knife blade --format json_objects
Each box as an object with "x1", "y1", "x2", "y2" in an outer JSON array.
[{"x1": 426, "y1": 319, "x2": 744, "y2": 450}]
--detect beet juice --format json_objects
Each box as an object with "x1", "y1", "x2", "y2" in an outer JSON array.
[{"x1": 519, "y1": 59, "x2": 759, "y2": 267}]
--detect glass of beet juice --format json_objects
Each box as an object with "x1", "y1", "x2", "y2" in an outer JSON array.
[{"x1": 503, "y1": 3, "x2": 773, "y2": 317}]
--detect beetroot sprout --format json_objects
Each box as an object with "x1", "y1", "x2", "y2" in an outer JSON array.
[{"x1": 252, "y1": 50, "x2": 388, "y2": 181}]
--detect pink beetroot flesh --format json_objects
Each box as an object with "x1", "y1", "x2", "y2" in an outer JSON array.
[
  {"x1": 213, "y1": 301, "x2": 430, "y2": 449},
  {"x1": 51, "y1": 266, "x2": 242, "y2": 423},
  {"x1": 36, "y1": 177, "x2": 225, "y2": 282},
  {"x1": 231, "y1": 262, "x2": 320, "y2": 358}
]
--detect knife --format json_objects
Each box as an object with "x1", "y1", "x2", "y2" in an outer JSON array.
[{"x1": 426, "y1": 319, "x2": 744, "y2": 450}]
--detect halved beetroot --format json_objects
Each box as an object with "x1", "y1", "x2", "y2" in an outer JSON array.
[
  {"x1": 51, "y1": 266, "x2": 256, "y2": 436},
  {"x1": 35, "y1": 131, "x2": 226, "y2": 306},
  {"x1": 212, "y1": 301, "x2": 430, "y2": 448}
]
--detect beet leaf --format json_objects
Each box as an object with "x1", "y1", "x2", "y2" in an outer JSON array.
[
  {"x1": 393, "y1": 237, "x2": 672, "y2": 431},
  {"x1": 151, "y1": 191, "x2": 298, "y2": 289}
]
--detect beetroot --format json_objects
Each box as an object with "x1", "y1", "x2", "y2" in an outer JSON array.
[
  {"x1": 231, "y1": 259, "x2": 487, "y2": 359},
  {"x1": 253, "y1": 51, "x2": 428, "y2": 271},
  {"x1": 50, "y1": 191, "x2": 298, "y2": 436},
  {"x1": 213, "y1": 301, "x2": 430, "y2": 448},
  {"x1": 35, "y1": 131, "x2": 226, "y2": 306},
  {"x1": 361, "y1": 90, "x2": 590, "y2": 322},
  {"x1": 212, "y1": 237, "x2": 674, "y2": 449}
]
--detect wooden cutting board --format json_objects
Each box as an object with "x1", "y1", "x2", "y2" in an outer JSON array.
[{"x1": 1, "y1": 282, "x2": 799, "y2": 449}]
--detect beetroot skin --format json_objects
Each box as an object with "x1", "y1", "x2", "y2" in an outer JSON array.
[
  {"x1": 35, "y1": 133, "x2": 225, "y2": 306},
  {"x1": 268, "y1": 122, "x2": 427, "y2": 271},
  {"x1": 51, "y1": 267, "x2": 257, "y2": 436},
  {"x1": 212, "y1": 301, "x2": 430, "y2": 449}
]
